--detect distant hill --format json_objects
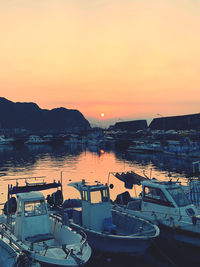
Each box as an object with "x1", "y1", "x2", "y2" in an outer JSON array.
[
  {"x1": 149, "y1": 113, "x2": 200, "y2": 130},
  {"x1": 112, "y1": 120, "x2": 148, "y2": 131},
  {"x1": 0, "y1": 97, "x2": 91, "y2": 132}
]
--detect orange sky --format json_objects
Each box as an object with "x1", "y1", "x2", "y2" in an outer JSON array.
[{"x1": 0, "y1": 0, "x2": 200, "y2": 123}]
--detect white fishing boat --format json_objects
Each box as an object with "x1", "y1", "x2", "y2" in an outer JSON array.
[
  {"x1": 0, "y1": 179, "x2": 91, "y2": 267},
  {"x1": 0, "y1": 135, "x2": 14, "y2": 145},
  {"x1": 128, "y1": 141, "x2": 162, "y2": 154},
  {"x1": 66, "y1": 180, "x2": 159, "y2": 256},
  {"x1": 113, "y1": 178, "x2": 200, "y2": 261},
  {"x1": 25, "y1": 135, "x2": 49, "y2": 145}
]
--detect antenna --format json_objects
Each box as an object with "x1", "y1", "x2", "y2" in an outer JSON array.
[
  {"x1": 143, "y1": 170, "x2": 149, "y2": 179},
  {"x1": 61, "y1": 171, "x2": 63, "y2": 195}
]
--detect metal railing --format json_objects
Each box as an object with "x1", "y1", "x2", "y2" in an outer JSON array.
[
  {"x1": 112, "y1": 205, "x2": 200, "y2": 227},
  {"x1": 0, "y1": 217, "x2": 88, "y2": 261}
]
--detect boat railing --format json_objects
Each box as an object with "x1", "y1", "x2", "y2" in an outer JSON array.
[
  {"x1": 113, "y1": 205, "x2": 200, "y2": 225},
  {"x1": 52, "y1": 212, "x2": 88, "y2": 250},
  {"x1": 0, "y1": 224, "x2": 22, "y2": 253},
  {"x1": 0, "y1": 222, "x2": 87, "y2": 259},
  {"x1": 50, "y1": 213, "x2": 88, "y2": 255},
  {"x1": 79, "y1": 230, "x2": 88, "y2": 255}
]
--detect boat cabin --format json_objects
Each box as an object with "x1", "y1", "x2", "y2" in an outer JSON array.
[
  {"x1": 14, "y1": 192, "x2": 51, "y2": 242},
  {"x1": 140, "y1": 179, "x2": 198, "y2": 219},
  {"x1": 69, "y1": 180, "x2": 114, "y2": 232}
]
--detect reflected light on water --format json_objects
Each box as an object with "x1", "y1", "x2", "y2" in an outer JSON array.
[{"x1": 0, "y1": 147, "x2": 192, "y2": 204}]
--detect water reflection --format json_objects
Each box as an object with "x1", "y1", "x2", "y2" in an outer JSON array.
[
  {"x1": 0, "y1": 145, "x2": 13, "y2": 152},
  {"x1": 0, "y1": 146, "x2": 195, "y2": 204},
  {"x1": 0, "y1": 145, "x2": 198, "y2": 266},
  {"x1": 115, "y1": 151, "x2": 194, "y2": 178}
]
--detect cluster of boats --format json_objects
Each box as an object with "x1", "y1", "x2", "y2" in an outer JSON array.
[
  {"x1": 0, "y1": 133, "x2": 114, "y2": 149},
  {"x1": 1, "y1": 164, "x2": 200, "y2": 266},
  {"x1": 127, "y1": 140, "x2": 200, "y2": 158}
]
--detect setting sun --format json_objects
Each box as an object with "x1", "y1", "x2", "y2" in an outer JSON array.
[{"x1": 100, "y1": 113, "x2": 105, "y2": 118}]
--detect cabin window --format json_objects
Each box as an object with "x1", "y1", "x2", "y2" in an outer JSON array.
[
  {"x1": 101, "y1": 189, "x2": 109, "y2": 202},
  {"x1": 82, "y1": 190, "x2": 88, "y2": 201},
  {"x1": 90, "y1": 190, "x2": 102, "y2": 204},
  {"x1": 144, "y1": 186, "x2": 169, "y2": 203},
  {"x1": 167, "y1": 187, "x2": 191, "y2": 207},
  {"x1": 17, "y1": 201, "x2": 22, "y2": 215},
  {"x1": 24, "y1": 200, "x2": 46, "y2": 217}
]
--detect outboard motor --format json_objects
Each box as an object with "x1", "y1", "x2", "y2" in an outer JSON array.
[
  {"x1": 115, "y1": 191, "x2": 132, "y2": 205},
  {"x1": 3, "y1": 197, "x2": 17, "y2": 215},
  {"x1": 46, "y1": 190, "x2": 63, "y2": 207},
  {"x1": 62, "y1": 198, "x2": 82, "y2": 209},
  {"x1": 46, "y1": 194, "x2": 54, "y2": 206},
  {"x1": 52, "y1": 190, "x2": 63, "y2": 206}
]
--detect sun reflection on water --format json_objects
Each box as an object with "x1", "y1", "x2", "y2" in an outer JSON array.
[{"x1": 0, "y1": 146, "x2": 192, "y2": 204}]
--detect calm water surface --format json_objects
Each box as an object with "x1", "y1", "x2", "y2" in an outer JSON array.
[{"x1": 0, "y1": 144, "x2": 196, "y2": 266}]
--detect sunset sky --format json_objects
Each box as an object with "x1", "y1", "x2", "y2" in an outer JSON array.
[{"x1": 0, "y1": 0, "x2": 200, "y2": 125}]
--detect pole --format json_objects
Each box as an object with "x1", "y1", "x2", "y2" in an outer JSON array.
[{"x1": 61, "y1": 171, "x2": 63, "y2": 196}]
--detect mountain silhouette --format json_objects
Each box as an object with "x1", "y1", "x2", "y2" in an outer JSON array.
[{"x1": 0, "y1": 97, "x2": 91, "y2": 132}]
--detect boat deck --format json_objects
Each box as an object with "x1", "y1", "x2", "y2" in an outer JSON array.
[{"x1": 68, "y1": 208, "x2": 156, "y2": 238}]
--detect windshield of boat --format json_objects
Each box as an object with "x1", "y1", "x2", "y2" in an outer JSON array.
[
  {"x1": 24, "y1": 200, "x2": 47, "y2": 216},
  {"x1": 167, "y1": 187, "x2": 191, "y2": 207},
  {"x1": 144, "y1": 186, "x2": 169, "y2": 203},
  {"x1": 90, "y1": 188, "x2": 109, "y2": 204}
]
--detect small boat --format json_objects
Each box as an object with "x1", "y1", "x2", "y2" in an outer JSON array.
[
  {"x1": 0, "y1": 135, "x2": 14, "y2": 145},
  {"x1": 0, "y1": 177, "x2": 92, "y2": 267},
  {"x1": 65, "y1": 180, "x2": 159, "y2": 256},
  {"x1": 113, "y1": 178, "x2": 200, "y2": 262},
  {"x1": 128, "y1": 141, "x2": 163, "y2": 154},
  {"x1": 25, "y1": 135, "x2": 49, "y2": 145}
]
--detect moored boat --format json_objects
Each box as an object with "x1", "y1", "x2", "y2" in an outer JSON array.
[
  {"x1": 65, "y1": 180, "x2": 159, "y2": 256},
  {"x1": 0, "y1": 177, "x2": 92, "y2": 267},
  {"x1": 25, "y1": 135, "x2": 49, "y2": 145},
  {"x1": 0, "y1": 135, "x2": 14, "y2": 145},
  {"x1": 113, "y1": 178, "x2": 200, "y2": 262}
]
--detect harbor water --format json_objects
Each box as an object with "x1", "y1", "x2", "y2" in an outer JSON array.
[{"x1": 0, "y1": 143, "x2": 198, "y2": 267}]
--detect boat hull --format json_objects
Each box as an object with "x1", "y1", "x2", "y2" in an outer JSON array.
[
  {"x1": 114, "y1": 206, "x2": 200, "y2": 263},
  {"x1": 0, "y1": 239, "x2": 17, "y2": 267},
  {"x1": 69, "y1": 222, "x2": 154, "y2": 256},
  {"x1": 0, "y1": 217, "x2": 91, "y2": 267},
  {"x1": 157, "y1": 223, "x2": 200, "y2": 263},
  {"x1": 33, "y1": 253, "x2": 86, "y2": 267}
]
